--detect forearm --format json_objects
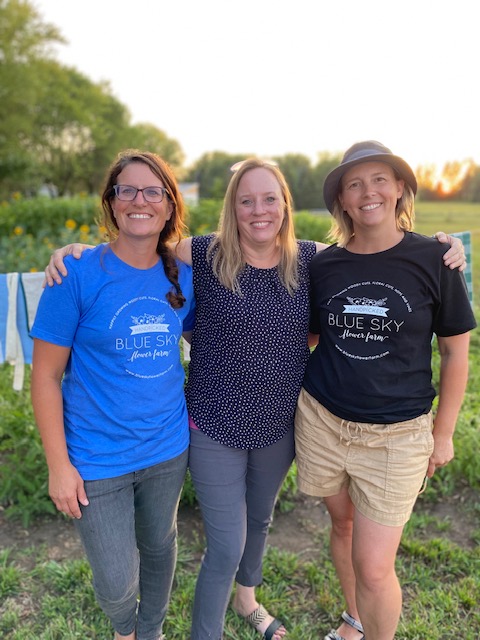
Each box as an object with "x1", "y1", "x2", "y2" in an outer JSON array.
[
  {"x1": 31, "y1": 374, "x2": 70, "y2": 471},
  {"x1": 433, "y1": 334, "x2": 470, "y2": 438}
]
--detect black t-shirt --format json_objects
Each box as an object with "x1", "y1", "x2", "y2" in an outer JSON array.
[{"x1": 304, "y1": 232, "x2": 476, "y2": 423}]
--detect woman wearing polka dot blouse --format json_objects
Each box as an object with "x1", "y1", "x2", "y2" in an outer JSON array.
[{"x1": 44, "y1": 158, "x2": 466, "y2": 640}]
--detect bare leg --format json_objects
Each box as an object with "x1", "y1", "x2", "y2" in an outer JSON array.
[
  {"x1": 324, "y1": 489, "x2": 363, "y2": 640},
  {"x1": 232, "y1": 584, "x2": 286, "y2": 639},
  {"x1": 352, "y1": 510, "x2": 404, "y2": 640},
  {"x1": 114, "y1": 632, "x2": 135, "y2": 640}
]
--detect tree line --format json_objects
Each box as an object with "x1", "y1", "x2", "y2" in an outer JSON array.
[{"x1": 2, "y1": 0, "x2": 480, "y2": 209}]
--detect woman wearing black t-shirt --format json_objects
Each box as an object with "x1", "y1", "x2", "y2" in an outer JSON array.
[{"x1": 295, "y1": 141, "x2": 476, "y2": 640}]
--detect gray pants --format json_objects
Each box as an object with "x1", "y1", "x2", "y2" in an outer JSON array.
[
  {"x1": 74, "y1": 450, "x2": 188, "y2": 640},
  {"x1": 188, "y1": 427, "x2": 295, "y2": 639}
]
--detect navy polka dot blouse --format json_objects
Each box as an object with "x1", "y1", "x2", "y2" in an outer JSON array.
[{"x1": 185, "y1": 235, "x2": 317, "y2": 449}]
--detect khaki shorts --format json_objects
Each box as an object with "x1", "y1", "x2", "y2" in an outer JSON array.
[{"x1": 294, "y1": 388, "x2": 434, "y2": 527}]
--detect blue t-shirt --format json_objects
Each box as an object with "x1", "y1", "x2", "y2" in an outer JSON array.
[{"x1": 31, "y1": 244, "x2": 195, "y2": 480}]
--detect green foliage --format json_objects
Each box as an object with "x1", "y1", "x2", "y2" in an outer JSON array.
[
  {"x1": 293, "y1": 211, "x2": 331, "y2": 243},
  {"x1": 0, "y1": 550, "x2": 21, "y2": 599},
  {"x1": 0, "y1": 365, "x2": 56, "y2": 525},
  {"x1": 186, "y1": 151, "x2": 246, "y2": 199},
  {"x1": 0, "y1": 196, "x2": 104, "y2": 273},
  {"x1": 0, "y1": 195, "x2": 100, "y2": 236},
  {"x1": 186, "y1": 198, "x2": 222, "y2": 236}
]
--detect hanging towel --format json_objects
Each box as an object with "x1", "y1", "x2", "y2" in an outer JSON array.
[
  {"x1": 0, "y1": 274, "x2": 8, "y2": 364},
  {"x1": 6, "y1": 273, "x2": 25, "y2": 390},
  {"x1": 20, "y1": 272, "x2": 45, "y2": 330},
  {"x1": 17, "y1": 278, "x2": 34, "y2": 366}
]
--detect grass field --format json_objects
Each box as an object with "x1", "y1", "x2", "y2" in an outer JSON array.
[{"x1": 415, "y1": 201, "x2": 480, "y2": 300}]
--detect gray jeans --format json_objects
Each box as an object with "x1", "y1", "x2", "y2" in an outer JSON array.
[
  {"x1": 189, "y1": 428, "x2": 295, "y2": 639},
  {"x1": 74, "y1": 450, "x2": 188, "y2": 640}
]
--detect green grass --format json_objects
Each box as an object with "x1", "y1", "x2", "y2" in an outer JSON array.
[{"x1": 1, "y1": 523, "x2": 479, "y2": 639}]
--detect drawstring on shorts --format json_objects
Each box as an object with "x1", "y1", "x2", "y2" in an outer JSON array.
[{"x1": 339, "y1": 420, "x2": 364, "y2": 445}]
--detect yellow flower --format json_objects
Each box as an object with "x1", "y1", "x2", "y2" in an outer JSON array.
[
  {"x1": 65, "y1": 219, "x2": 77, "y2": 230},
  {"x1": 29, "y1": 268, "x2": 38, "y2": 273},
  {"x1": 98, "y1": 225, "x2": 108, "y2": 239},
  {"x1": 79, "y1": 224, "x2": 90, "y2": 234},
  {"x1": 12, "y1": 191, "x2": 22, "y2": 200},
  {"x1": 13, "y1": 226, "x2": 24, "y2": 236}
]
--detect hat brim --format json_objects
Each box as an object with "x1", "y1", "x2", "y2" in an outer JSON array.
[{"x1": 323, "y1": 153, "x2": 417, "y2": 213}]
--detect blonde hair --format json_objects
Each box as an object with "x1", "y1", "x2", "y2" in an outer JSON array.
[
  {"x1": 328, "y1": 170, "x2": 416, "y2": 247},
  {"x1": 208, "y1": 158, "x2": 299, "y2": 295}
]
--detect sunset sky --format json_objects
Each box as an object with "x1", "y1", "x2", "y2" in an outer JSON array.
[{"x1": 34, "y1": 0, "x2": 479, "y2": 172}]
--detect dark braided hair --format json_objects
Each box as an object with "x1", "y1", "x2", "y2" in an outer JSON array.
[
  {"x1": 101, "y1": 150, "x2": 187, "y2": 308},
  {"x1": 157, "y1": 241, "x2": 186, "y2": 308}
]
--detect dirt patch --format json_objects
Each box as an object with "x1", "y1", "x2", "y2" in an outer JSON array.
[
  {"x1": 1, "y1": 489, "x2": 478, "y2": 567},
  {"x1": 0, "y1": 494, "x2": 332, "y2": 569}
]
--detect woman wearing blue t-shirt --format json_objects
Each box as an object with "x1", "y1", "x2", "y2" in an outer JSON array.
[
  {"x1": 31, "y1": 150, "x2": 195, "y2": 640},
  {"x1": 43, "y1": 157, "x2": 466, "y2": 640},
  {"x1": 295, "y1": 141, "x2": 476, "y2": 640}
]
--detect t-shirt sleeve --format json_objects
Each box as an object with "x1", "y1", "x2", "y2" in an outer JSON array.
[
  {"x1": 30, "y1": 264, "x2": 81, "y2": 347},
  {"x1": 434, "y1": 265, "x2": 477, "y2": 336},
  {"x1": 183, "y1": 299, "x2": 196, "y2": 332}
]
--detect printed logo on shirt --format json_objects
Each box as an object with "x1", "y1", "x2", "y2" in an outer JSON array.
[
  {"x1": 327, "y1": 281, "x2": 411, "y2": 361},
  {"x1": 110, "y1": 296, "x2": 181, "y2": 378}
]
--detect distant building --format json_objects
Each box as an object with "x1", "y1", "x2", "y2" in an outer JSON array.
[{"x1": 179, "y1": 182, "x2": 199, "y2": 206}]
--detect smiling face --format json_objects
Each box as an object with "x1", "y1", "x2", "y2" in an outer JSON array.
[
  {"x1": 234, "y1": 167, "x2": 285, "y2": 250},
  {"x1": 339, "y1": 161, "x2": 404, "y2": 233},
  {"x1": 111, "y1": 162, "x2": 173, "y2": 241}
]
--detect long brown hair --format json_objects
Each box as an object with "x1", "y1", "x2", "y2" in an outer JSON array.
[{"x1": 101, "y1": 149, "x2": 187, "y2": 308}]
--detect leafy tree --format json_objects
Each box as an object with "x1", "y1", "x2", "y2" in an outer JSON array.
[
  {"x1": 274, "y1": 154, "x2": 315, "y2": 210},
  {"x1": 122, "y1": 123, "x2": 185, "y2": 176},
  {"x1": 0, "y1": 0, "x2": 64, "y2": 193},
  {"x1": 0, "y1": 0, "x2": 184, "y2": 198},
  {"x1": 186, "y1": 151, "x2": 247, "y2": 198},
  {"x1": 275, "y1": 152, "x2": 340, "y2": 210},
  {"x1": 311, "y1": 152, "x2": 342, "y2": 209},
  {"x1": 459, "y1": 162, "x2": 480, "y2": 202}
]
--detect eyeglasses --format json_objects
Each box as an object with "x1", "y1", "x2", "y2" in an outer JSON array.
[{"x1": 113, "y1": 184, "x2": 169, "y2": 203}]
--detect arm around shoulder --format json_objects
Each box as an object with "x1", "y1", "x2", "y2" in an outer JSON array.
[
  {"x1": 315, "y1": 241, "x2": 329, "y2": 253},
  {"x1": 173, "y1": 236, "x2": 193, "y2": 265},
  {"x1": 45, "y1": 243, "x2": 95, "y2": 286}
]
